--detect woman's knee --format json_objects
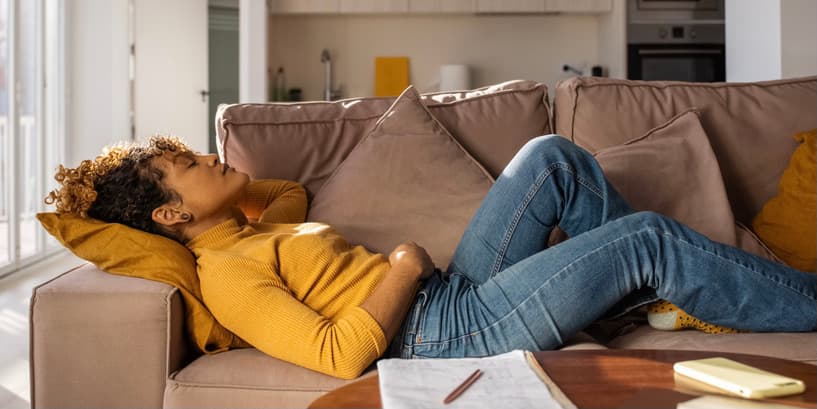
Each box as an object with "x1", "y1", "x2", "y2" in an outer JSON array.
[
  {"x1": 622, "y1": 211, "x2": 677, "y2": 232},
  {"x1": 522, "y1": 134, "x2": 592, "y2": 163}
]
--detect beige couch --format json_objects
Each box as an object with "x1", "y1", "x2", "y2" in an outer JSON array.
[{"x1": 30, "y1": 76, "x2": 817, "y2": 409}]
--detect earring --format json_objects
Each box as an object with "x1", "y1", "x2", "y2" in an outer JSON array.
[{"x1": 181, "y1": 214, "x2": 190, "y2": 221}]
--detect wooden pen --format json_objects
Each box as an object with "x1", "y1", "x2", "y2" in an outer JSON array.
[{"x1": 443, "y1": 369, "x2": 483, "y2": 404}]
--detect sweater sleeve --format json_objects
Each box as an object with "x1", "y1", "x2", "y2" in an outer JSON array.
[
  {"x1": 237, "y1": 179, "x2": 307, "y2": 224},
  {"x1": 199, "y1": 256, "x2": 387, "y2": 380}
]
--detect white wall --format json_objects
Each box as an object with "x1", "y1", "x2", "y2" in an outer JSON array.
[
  {"x1": 268, "y1": 14, "x2": 606, "y2": 101},
  {"x1": 133, "y1": 0, "x2": 209, "y2": 153},
  {"x1": 239, "y1": 0, "x2": 267, "y2": 103},
  {"x1": 598, "y1": 0, "x2": 627, "y2": 79},
  {"x1": 725, "y1": 0, "x2": 782, "y2": 82},
  {"x1": 65, "y1": 0, "x2": 130, "y2": 167},
  {"x1": 726, "y1": 0, "x2": 816, "y2": 82},
  {"x1": 780, "y1": 0, "x2": 817, "y2": 78}
]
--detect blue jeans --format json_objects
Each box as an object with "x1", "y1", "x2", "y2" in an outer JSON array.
[{"x1": 391, "y1": 135, "x2": 817, "y2": 359}]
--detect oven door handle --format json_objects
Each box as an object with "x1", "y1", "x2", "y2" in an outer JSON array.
[{"x1": 638, "y1": 49, "x2": 723, "y2": 56}]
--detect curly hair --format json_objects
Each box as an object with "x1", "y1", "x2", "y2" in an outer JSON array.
[{"x1": 45, "y1": 135, "x2": 192, "y2": 240}]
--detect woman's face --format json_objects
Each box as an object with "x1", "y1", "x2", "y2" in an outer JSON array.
[{"x1": 152, "y1": 151, "x2": 250, "y2": 223}]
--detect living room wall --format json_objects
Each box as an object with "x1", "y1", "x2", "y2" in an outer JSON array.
[
  {"x1": 65, "y1": 0, "x2": 130, "y2": 167},
  {"x1": 267, "y1": 13, "x2": 607, "y2": 101},
  {"x1": 725, "y1": 0, "x2": 817, "y2": 82}
]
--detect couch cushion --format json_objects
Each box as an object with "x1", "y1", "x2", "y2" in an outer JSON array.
[
  {"x1": 608, "y1": 325, "x2": 817, "y2": 365},
  {"x1": 593, "y1": 108, "x2": 779, "y2": 262},
  {"x1": 165, "y1": 338, "x2": 605, "y2": 409},
  {"x1": 553, "y1": 76, "x2": 817, "y2": 224},
  {"x1": 752, "y1": 129, "x2": 817, "y2": 272},
  {"x1": 307, "y1": 86, "x2": 494, "y2": 269},
  {"x1": 165, "y1": 348, "x2": 375, "y2": 409},
  {"x1": 216, "y1": 80, "x2": 549, "y2": 197},
  {"x1": 734, "y1": 221, "x2": 782, "y2": 263},
  {"x1": 595, "y1": 108, "x2": 736, "y2": 246}
]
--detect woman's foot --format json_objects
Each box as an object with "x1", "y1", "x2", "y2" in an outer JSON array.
[{"x1": 647, "y1": 300, "x2": 741, "y2": 334}]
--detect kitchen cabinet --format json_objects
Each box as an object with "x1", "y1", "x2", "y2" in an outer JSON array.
[
  {"x1": 409, "y1": 0, "x2": 475, "y2": 13},
  {"x1": 269, "y1": 0, "x2": 610, "y2": 14},
  {"x1": 268, "y1": 0, "x2": 339, "y2": 14},
  {"x1": 544, "y1": 0, "x2": 612, "y2": 13},
  {"x1": 476, "y1": 0, "x2": 544, "y2": 13},
  {"x1": 339, "y1": 0, "x2": 409, "y2": 13}
]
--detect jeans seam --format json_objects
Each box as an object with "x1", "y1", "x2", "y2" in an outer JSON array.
[{"x1": 490, "y1": 162, "x2": 606, "y2": 275}]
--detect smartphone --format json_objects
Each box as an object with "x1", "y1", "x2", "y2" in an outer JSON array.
[{"x1": 673, "y1": 357, "x2": 805, "y2": 399}]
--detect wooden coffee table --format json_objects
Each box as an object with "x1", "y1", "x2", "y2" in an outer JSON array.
[{"x1": 309, "y1": 349, "x2": 817, "y2": 409}]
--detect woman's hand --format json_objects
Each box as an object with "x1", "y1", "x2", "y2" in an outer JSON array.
[
  {"x1": 388, "y1": 241, "x2": 436, "y2": 280},
  {"x1": 362, "y1": 241, "x2": 435, "y2": 348}
]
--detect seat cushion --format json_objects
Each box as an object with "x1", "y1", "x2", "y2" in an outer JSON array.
[
  {"x1": 165, "y1": 337, "x2": 606, "y2": 409},
  {"x1": 164, "y1": 348, "x2": 375, "y2": 409},
  {"x1": 608, "y1": 325, "x2": 817, "y2": 365}
]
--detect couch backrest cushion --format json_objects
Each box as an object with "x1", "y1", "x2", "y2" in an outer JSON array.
[
  {"x1": 307, "y1": 86, "x2": 494, "y2": 269},
  {"x1": 553, "y1": 76, "x2": 817, "y2": 224},
  {"x1": 216, "y1": 80, "x2": 549, "y2": 198}
]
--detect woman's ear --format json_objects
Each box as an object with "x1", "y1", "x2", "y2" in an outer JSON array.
[{"x1": 151, "y1": 205, "x2": 191, "y2": 227}]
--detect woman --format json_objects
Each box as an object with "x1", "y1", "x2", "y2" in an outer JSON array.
[{"x1": 46, "y1": 134, "x2": 817, "y2": 379}]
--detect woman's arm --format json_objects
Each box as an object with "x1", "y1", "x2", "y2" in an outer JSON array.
[
  {"x1": 361, "y1": 242, "x2": 436, "y2": 343},
  {"x1": 237, "y1": 179, "x2": 307, "y2": 224},
  {"x1": 200, "y1": 255, "x2": 387, "y2": 380},
  {"x1": 200, "y1": 243, "x2": 434, "y2": 379}
]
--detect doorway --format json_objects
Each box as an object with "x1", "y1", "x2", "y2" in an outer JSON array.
[{"x1": 208, "y1": 6, "x2": 239, "y2": 154}]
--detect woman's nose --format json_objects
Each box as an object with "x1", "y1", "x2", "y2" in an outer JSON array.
[{"x1": 205, "y1": 153, "x2": 219, "y2": 166}]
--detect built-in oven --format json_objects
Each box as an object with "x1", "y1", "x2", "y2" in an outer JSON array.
[
  {"x1": 629, "y1": 0, "x2": 724, "y2": 21},
  {"x1": 627, "y1": 0, "x2": 725, "y2": 82}
]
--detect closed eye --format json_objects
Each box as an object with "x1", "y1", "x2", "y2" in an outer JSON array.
[{"x1": 187, "y1": 158, "x2": 198, "y2": 168}]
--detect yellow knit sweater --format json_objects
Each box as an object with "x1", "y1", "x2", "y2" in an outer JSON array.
[{"x1": 186, "y1": 180, "x2": 389, "y2": 379}]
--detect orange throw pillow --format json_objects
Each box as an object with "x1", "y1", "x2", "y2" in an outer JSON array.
[
  {"x1": 752, "y1": 129, "x2": 817, "y2": 272},
  {"x1": 37, "y1": 212, "x2": 249, "y2": 354}
]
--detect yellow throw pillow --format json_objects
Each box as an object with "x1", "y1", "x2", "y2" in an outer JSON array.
[
  {"x1": 37, "y1": 212, "x2": 249, "y2": 354},
  {"x1": 752, "y1": 129, "x2": 817, "y2": 272}
]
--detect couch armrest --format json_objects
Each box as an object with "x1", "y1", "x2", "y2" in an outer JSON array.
[{"x1": 30, "y1": 263, "x2": 188, "y2": 408}]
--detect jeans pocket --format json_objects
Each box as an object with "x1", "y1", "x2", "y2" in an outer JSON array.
[{"x1": 407, "y1": 288, "x2": 429, "y2": 344}]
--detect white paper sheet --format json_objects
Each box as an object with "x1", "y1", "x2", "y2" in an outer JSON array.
[{"x1": 377, "y1": 350, "x2": 575, "y2": 409}]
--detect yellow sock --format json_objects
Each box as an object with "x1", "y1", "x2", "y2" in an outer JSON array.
[{"x1": 646, "y1": 300, "x2": 741, "y2": 334}]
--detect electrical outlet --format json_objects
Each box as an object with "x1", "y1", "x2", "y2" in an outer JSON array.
[{"x1": 561, "y1": 63, "x2": 584, "y2": 76}]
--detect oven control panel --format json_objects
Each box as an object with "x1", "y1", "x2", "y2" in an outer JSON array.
[{"x1": 630, "y1": 23, "x2": 723, "y2": 44}]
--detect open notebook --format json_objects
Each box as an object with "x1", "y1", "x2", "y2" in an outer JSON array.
[{"x1": 377, "y1": 350, "x2": 576, "y2": 409}]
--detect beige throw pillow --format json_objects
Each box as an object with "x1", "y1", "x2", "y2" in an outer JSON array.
[
  {"x1": 307, "y1": 86, "x2": 494, "y2": 269},
  {"x1": 554, "y1": 75, "x2": 817, "y2": 224},
  {"x1": 594, "y1": 108, "x2": 779, "y2": 261},
  {"x1": 595, "y1": 109, "x2": 737, "y2": 245}
]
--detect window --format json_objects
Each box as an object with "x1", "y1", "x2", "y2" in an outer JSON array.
[{"x1": 0, "y1": 0, "x2": 64, "y2": 277}]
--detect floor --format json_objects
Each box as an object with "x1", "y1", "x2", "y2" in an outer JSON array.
[{"x1": 0, "y1": 252, "x2": 84, "y2": 409}]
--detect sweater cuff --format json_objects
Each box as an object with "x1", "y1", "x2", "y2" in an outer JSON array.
[{"x1": 347, "y1": 306, "x2": 388, "y2": 357}]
